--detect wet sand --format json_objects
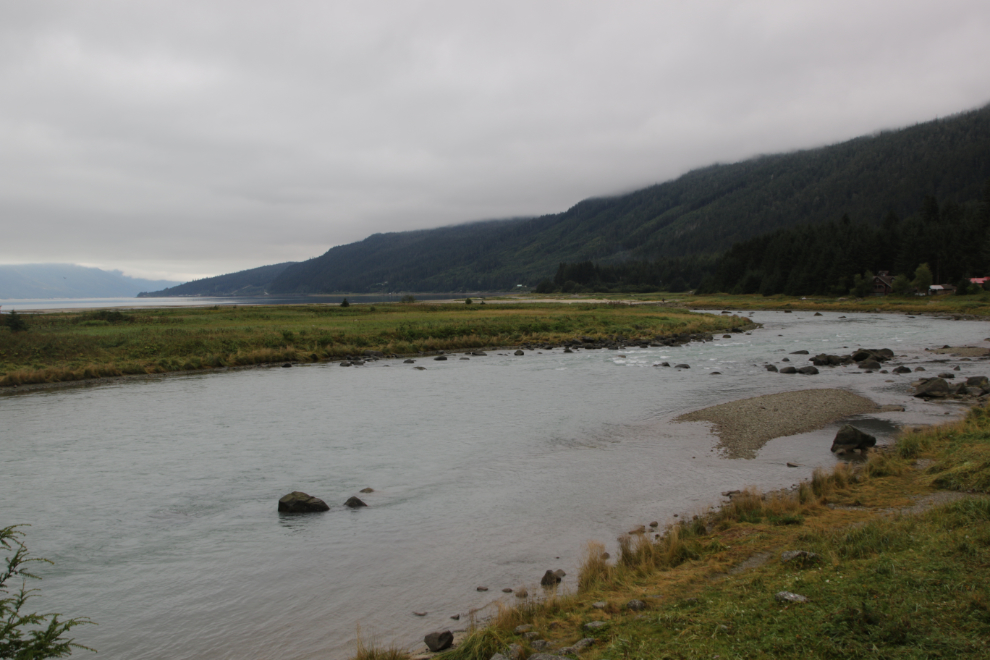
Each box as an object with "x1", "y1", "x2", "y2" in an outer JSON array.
[{"x1": 675, "y1": 388, "x2": 880, "y2": 459}]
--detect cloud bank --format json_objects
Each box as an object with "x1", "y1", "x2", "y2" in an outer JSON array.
[{"x1": 2, "y1": 1, "x2": 989, "y2": 280}]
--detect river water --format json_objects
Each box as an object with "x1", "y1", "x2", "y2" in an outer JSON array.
[{"x1": 2, "y1": 311, "x2": 987, "y2": 659}]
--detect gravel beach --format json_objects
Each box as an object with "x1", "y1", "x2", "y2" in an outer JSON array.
[{"x1": 676, "y1": 388, "x2": 879, "y2": 459}]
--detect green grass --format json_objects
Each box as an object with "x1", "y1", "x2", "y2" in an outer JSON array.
[
  {"x1": 0, "y1": 303, "x2": 750, "y2": 388},
  {"x1": 376, "y1": 406, "x2": 990, "y2": 660},
  {"x1": 524, "y1": 290, "x2": 990, "y2": 317}
]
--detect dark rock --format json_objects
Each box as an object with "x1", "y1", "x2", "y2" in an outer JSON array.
[
  {"x1": 404, "y1": 359, "x2": 416, "y2": 363},
  {"x1": 915, "y1": 378, "x2": 950, "y2": 398},
  {"x1": 814, "y1": 312, "x2": 823, "y2": 316},
  {"x1": 529, "y1": 640, "x2": 549, "y2": 651},
  {"x1": 710, "y1": 371, "x2": 721, "y2": 375},
  {"x1": 344, "y1": 496, "x2": 367, "y2": 508},
  {"x1": 514, "y1": 350, "x2": 525, "y2": 356},
  {"x1": 675, "y1": 364, "x2": 690, "y2": 369},
  {"x1": 790, "y1": 350, "x2": 809, "y2": 355},
  {"x1": 414, "y1": 366, "x2": 426, "y2": 370},
  {"x1": 786, "y1": 462, "x2": 799, "y2": 468},
  {"x1": 352, "y1": 360, "x2": 365, "y2": 366},
  {"x1": 660, "y1": 362, "x2": 671, "y2": 367},
  {"x1": 892, "y1": 366, "x2": 911, "y2": 374},
  {"x1": 472, "y1": 351, "x2": 488, "y2": 356},
  {"x1": 477, "y1": 586, "x2": 489, "y2": 591},
  {"x1": 553, "y1": 569, "x2": 566, "y2": 579},
  {"x1": 434, "y1": 355, "x2": 447, "y2": 361},
  {"x1": 278, "y1": 491, "x2": 330, "y2": 513},
  {"x1": 413, "y1": 611, "x2": 427, "y2": 616},
  {"x1": 502, "y1": 588, "x2": 513, "y2": 593},
  {"x1": 541, "y1": 570, "x2": 562, "y2": 587},
  {"x1": 859, "y1": 359, "x2": 882, "y2": 370},
  {"x1": 359, "y1": 487, "x2": 374, "y2": 493},
  {"x1": 967, "y1": 376, "x2": 990, "y2": 390},
  {"x1": 831, "y1": 425, "x2": 876, "y2": 453},
  {"x1": 282, "y1": 363, "x2": 292, "y2": 368},
  {"x1": 339, "y1": 361, "x2": 353, "y2": 367},
  {"x1": 765, "y1": 364, "x2": 778, "y2": 372},
  {"x1": 782, "y1": 357, "x2": 790, "y2": 362},
  {"x1": 915, "y1": 366, "x2": 926, "y2": 371},
  {"x1": 626, "y1": 599, "x2": 646, "y2": 611},
  {"x1": 779, "y1": 366, "x2": 797, "y2": 374},
  {"x1": 723, "y1": 334, "x2": 732, "y2": 338},
  {"x1": 451, "y1": 614, "x2": 460, "y2": 620},
  {"x1": 938, "y1": 372, "x2": 956, "y2": 379},
  {"x1": 798, "y1": 366, "x2": 819, "y2": 375},
  {"x1": 424, "y1": 630, "x2": 454, "y2": 652}
]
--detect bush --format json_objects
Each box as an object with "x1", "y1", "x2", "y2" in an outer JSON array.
[
  {"x1": 340, "y1": 298, "x2": 350, "y2": 307},
  {"x1": 2, "y1": 311, "x2": 28, "y2": 333},
  {"x1": 0, "y1": 526, "x2": 92, "y2": 658}
]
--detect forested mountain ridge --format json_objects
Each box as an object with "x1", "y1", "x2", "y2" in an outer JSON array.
[
  {"x1": 139, "y1": 262, "x2": 296, "y2": 297},
  {"x1": 264, "y1": 103, "x2": 990, "y2": 293}
]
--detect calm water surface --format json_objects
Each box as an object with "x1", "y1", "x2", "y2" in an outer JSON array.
[{"x1": 2, "y1": 311, "x2": 988, "y2": 658}]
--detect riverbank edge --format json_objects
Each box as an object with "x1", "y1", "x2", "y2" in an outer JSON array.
[
  {"x1": 380, "y1": 407, "x2": 990, "y2": 660},
  {"x1": 0, "y1": 310, "x2": 759, "y2": 394}
]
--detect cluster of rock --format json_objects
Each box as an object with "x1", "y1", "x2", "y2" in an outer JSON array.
[
  {"x1": 810, "y1": 348, "x2": 894, "y2": 370},
  {"x1": 339, "y1": 350, "x2": 396, "y2": 367},
  {"x1": 914, "y1": 375, "x2": 990, "y2": 400},
  {"x1": 276, "y1": 490, "x2": 369, "y2": 512}
]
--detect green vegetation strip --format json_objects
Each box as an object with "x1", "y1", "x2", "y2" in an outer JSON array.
[
  {"x1": 370, "y1": 406, "x2": 990, "y2": 660},
  {"x1": 0, "y1": 303, "x2": 746, "y2": 388}
]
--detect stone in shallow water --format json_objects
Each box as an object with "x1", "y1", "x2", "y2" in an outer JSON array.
[{"x1": 277, "y1": 491, "x2": 329, "y2": 513}]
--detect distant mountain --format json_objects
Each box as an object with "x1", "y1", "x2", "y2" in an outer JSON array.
[
  {"x1": 158, "y1": 102, "x2": 990, "y2": 295},
  {"x1": 0, "y1": 264, "x2": 180, "y2": 299},
  {"x1": 138, "y1": 262, "x2": 296, "y2": 297}
]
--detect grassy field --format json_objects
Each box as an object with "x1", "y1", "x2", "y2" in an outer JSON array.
[
  {"x1": 520, "y1": 291, "x2": 990, "y2": 317},
  {"x1": 359, "y1": 406, "x2": 990, "y2": 660},
  {"x1": 0, "y1": 303, "x2": 748, "y2": 388}
]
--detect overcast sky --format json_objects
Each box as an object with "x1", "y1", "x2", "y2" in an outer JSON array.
[{"x1": 2, "y1": 1, "x2": 989, "y2": 282}]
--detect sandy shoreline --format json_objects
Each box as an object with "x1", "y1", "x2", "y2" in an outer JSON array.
[{"x1": 675, "y1": 388, "x2": 882, "y2": 459}]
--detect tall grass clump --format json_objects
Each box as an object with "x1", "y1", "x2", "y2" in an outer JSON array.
[
  {"x1": 352, "y1": 627, "x2": 410, "y2": 660},
  {"x1": 577, "y1": 541, "x2": 614, "y2": 592}
]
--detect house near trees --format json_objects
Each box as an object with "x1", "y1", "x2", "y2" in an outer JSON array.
[
  {"x1": 873, "y1": 271, "x2": 895, "y2": 295},
  {"x1": 929, "y1": 284, "x2": 956, "y2": 295}
]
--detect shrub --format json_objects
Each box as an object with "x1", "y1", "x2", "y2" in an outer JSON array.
[
  {"x1": 2, "y1": 311, "x2": 28, "y2": 333},
  {"x1": 0, "y1": 525, "x2": 92, "y2": 658}
]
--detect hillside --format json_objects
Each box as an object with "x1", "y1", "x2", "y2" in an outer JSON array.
[
  {"x1": 264, "y1": 104, "x2": 990, "y2": 293},
  {"x1": 138, "y1": 262, "x2": 296, "y2": 297},
  {"x1": 0, "y1": 264, "x2": 179, "y2": 299}
]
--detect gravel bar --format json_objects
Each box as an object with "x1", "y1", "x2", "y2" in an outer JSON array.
[{"x1": 675, "y1": 388, "x2": 879, "y2": 459}]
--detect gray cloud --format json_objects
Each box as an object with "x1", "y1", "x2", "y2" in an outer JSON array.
[{"x1": 2, "y1": 1, "x2": 989, "y2": 281}]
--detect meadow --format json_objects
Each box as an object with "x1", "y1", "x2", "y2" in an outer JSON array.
[{"x1": 0, "y1": 302, "x2": 746, "y2": 388}]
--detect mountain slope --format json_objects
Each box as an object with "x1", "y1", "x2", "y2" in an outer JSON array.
[
  {"x1": 0, "y1": 264, "x2": 179, "y2": 299},
  {"x1": 138, "y1": 262, "x2": 296, "y2": 297},
  {"x1": 267, "y1": 104, "x2": 990, "y2": 293}
]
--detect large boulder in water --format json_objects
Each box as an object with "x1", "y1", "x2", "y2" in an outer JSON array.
[
  {"x1": 344, "y1": 496, "x2": 367, "y2": 508},
  {"x1": 541, "y1": 570, "x2": 562, "y2": 587},
  {"x1": 831, "y1": 425, "x2": 877, "y2": 454},
  {"x1": 278, "y1": 491, "x2": 330, "y2": 513},
  {"x1": 914, "y1": 378, "x2": 950, "y2": 398}
]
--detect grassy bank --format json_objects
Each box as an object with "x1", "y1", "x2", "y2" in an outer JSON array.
[
  {"x1": 522, "y1": 291, "x2": 990, "y2": 317},
  {"x1": 384, "y1": 406, "x2": 990, "y2": 660},
  {"x1": 0, "y1": 303, "x2": 748, "y2": 389}
]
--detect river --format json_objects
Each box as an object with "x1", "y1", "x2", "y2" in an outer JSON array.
[{"x1": 1, "y1": 310, "x2": 986, "y2": 658}]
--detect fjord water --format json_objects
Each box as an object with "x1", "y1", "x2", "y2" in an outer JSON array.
[{"x1": 2, "y1": 311, "x2": 987, "y2": 659}]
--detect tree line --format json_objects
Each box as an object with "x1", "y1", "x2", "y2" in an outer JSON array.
[{"x1": 537, "y1": 180, "x2": 990, "y2": 297}]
